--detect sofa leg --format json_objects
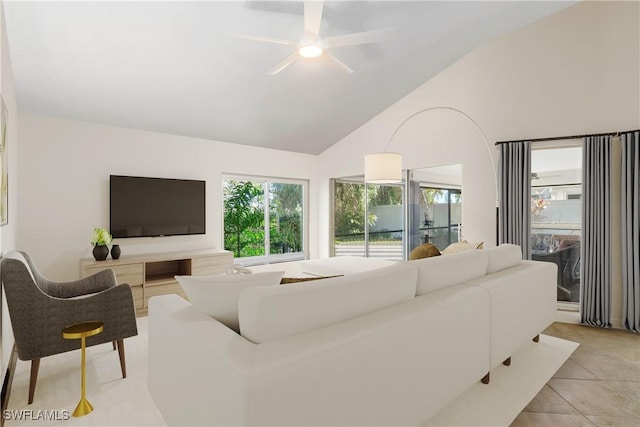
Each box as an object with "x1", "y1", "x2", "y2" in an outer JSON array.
[
  {"x1": 481, "y1": 372, "x2": 490, "y2": 384},
  {"x1": 112, "y1": 341, "x2": 116, "y2": 351},
  {"x1": 116, "y1": 339, "x2": 127, "y2": 379},
  {"x1": 503, "y1": 357, "x2": 511, "y2": 366},
  {"x1": 533, "y1": 335, "x2": 540, "y2": 343},
  {"x1": 28, "y1": 358, "x2": 41, "y2": 404}
]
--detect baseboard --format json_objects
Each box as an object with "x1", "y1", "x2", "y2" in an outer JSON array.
[
  {"x1": 555, "y1": 309, "x2": 580, "y2": 324},
  {"x1": 611, "y1": 316, "x2": 623, "y2": 330},
  {"x1": 0, "y1": 343, "x2": 17, "y2": 427}
]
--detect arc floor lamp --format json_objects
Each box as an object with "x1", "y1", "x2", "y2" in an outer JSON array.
[{"x1": 363, "y1": 106, "x2": 500, "y2": 243}]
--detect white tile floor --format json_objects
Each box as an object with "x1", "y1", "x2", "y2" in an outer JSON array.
[{"x1": 511, "y1": 323, "x2": 640, "y2": 427}]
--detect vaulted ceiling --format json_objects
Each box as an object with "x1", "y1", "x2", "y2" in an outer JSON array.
[{"x1": 4, "y1": 1, "x2": 575, "y2": 154}]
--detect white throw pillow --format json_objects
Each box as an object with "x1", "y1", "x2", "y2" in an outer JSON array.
[{"x1": 175, "y1": 271, "x2": 284, "y2": 332}]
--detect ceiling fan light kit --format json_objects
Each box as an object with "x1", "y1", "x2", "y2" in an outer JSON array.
[
  {"x1": 231, "y1": 0, "x2": 392, "y2": 75},
  {"x1": 298, "y1": 44, "x2": 324, "y2": 58}
]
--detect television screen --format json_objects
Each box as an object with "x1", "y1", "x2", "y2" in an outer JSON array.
[{"x1": 110, "y1": 175, "x2": 206, "y2": 238}]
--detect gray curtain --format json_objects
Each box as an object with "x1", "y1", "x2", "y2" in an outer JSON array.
[
  {"x1": 499, "y1": 141, "x2": 531, "y2": 259},
  {"x1": 581, "y1": 136, "x2": 612, "y2": 328},
  {"x1": 621, "y1": 131, "x2": 639, "y2": 333}
]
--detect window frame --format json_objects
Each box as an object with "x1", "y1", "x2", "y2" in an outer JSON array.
[{"x1": 222, "y1": 174, "x2": 309, "y2": 266}]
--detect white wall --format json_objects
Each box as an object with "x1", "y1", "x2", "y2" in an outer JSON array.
[
  {"x1": 17, "y1": 115, "x2": 319, "y2": 280},
  {"x1": 7, "y1": 1, "x2": 640, "y2": 341},
  {"x1": 317, "y1": 1, "x2": 639, "y2": 327},
  {"x1": 0, "y1": 0, "x2": 19, "y2": 382}
]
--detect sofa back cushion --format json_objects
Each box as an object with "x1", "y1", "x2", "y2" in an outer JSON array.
[
  {"x1": 238, "y1": 263, "x2": 418, "y2": 344},
  {"x1": 175, "y1": 271, "x2": 285, "y2": 332},
  {"x1": 407, "y1": 249, "x2": 489, "y2": 295},
  {"x1": 485, "y1": 244, "x2": 523, "y2": 273}
]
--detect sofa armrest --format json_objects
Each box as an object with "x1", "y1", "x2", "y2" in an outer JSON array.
[
  {"x1": 467, "y1": 260, "x2": 557, "y2": 368},
  {"x1": 147, "y1": 295, "x2": 255, "y2": 427}
]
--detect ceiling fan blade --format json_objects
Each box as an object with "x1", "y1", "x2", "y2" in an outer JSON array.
[
  {"x1": 226, "y1": 33, "x2": 296, "y2": 46},
  {"x1": 304, "y1": 1, "x2": 324, "y2": 39},
  {"x1": 325, "y1": 51, "x2": 353, "y2": 74},
  {"x1": 325, "y1": 27, "x2": 394, "y2": 49},
  {"x1": 267, "y1": 53, "x2": 299, "y2": 75}
]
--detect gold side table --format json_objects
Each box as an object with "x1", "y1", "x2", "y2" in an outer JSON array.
[{"x1": 62, "y1": 321, "x2": 104, "y2": 417}]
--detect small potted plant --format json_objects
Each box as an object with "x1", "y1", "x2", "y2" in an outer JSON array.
[{"x1": 91, "y1": 227, "x2": 112, "y2": 261}]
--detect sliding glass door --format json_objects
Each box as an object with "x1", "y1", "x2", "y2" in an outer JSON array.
[
  {"x1": 332, "y1": 166, "x2": 461, "y2": 260},
  {"x1": 332, "y1": 178, "x2": 404, "y2": 260},
  {"x1": 407, "y1": 165, "x2": 463, "y2": 253},
  {"x1": 333, "y1": 179, "x2": 367, "y2": 257},
  {"x1": 366, "y1": 183, "x2": 404, "y2": 259},
  {"x1": 408, "y1": 186, "x2": 461, "y2": 252},
  {"x1": 530, "y1": 146, "x2": 582, "y2": 305}
]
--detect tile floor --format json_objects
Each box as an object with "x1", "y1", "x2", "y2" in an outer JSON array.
[{"x1": 511, "y1": 323, "x2": 640, "y2": 427}]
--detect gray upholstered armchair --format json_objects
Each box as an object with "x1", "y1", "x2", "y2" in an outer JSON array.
[{"x1": 1, "y1": 251, "x2": 138, "y2": 404}]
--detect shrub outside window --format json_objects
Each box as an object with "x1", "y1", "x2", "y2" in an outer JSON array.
[{"x1": 223, "y1": 175, "x2": 307, "y2": 264}]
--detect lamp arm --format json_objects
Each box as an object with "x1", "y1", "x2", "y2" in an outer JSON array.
[{"x1": 383, "y1": 106, "x2": 499, "y2": 205}]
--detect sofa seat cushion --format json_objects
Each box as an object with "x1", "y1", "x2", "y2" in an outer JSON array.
[
  {"x1": 238, "y1": 263, "x2": 418, "y2": 344},
  {"x1": 485, "y1": 244, "x2": 523, "y2": 273},
  {"x1": 299, "y1": 256, "x2": 395, "y2": 276},
  {"x1": 406, "y1": 249, "x2": 489, "y2": 295},
  {"x1": 175, "y1": 271, "x2": 285, "y2": 332}
]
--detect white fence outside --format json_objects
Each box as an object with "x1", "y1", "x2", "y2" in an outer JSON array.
[{"x1": 334, "y1": 244, "x2": 403, "y2": 260}]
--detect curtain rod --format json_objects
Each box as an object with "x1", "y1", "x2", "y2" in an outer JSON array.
[{"x1": 494, "y1": 129, "x2": 640, "y2": 145}]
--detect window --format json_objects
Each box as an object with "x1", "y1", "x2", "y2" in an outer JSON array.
[{"x1": 223, "y1": 175, "x2": 307, "y2": 264}]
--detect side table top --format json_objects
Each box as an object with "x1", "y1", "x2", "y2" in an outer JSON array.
[{"x1": 62, "y1": 321, "x2": 104, "y2": 339}]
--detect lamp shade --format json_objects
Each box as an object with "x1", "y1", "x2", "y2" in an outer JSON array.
[{"x1": 364, "y1": 152, "x2": 403, "y2": 183}]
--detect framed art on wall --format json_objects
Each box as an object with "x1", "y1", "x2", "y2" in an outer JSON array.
[{"x1": 0, "y1": 96, "x2": 7, "y2": 226}]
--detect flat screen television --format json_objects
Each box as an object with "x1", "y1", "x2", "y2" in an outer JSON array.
[{"x1": 110, "y1": 175, "x2": 206, "y2": 238}]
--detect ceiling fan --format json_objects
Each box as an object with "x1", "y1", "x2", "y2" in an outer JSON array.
[{"x1": 229, "y1": 1, "x2": 393, "y2": 75}]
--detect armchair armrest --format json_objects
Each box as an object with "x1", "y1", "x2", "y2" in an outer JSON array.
[
  {"x1": 15, "y1": 283, "x2": 139, "y2": 360},
  {"x1": 41, "y1": 268, "x2": 118, "y2": 299}
]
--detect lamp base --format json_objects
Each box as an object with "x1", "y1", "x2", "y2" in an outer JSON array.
[{"x1": 72, "y1": 397, "x2": 94, "y2": 417}]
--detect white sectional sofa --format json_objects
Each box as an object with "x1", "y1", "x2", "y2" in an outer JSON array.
[{"x1": 148, "y1": 244, "x2": 556, "y2": 426}]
